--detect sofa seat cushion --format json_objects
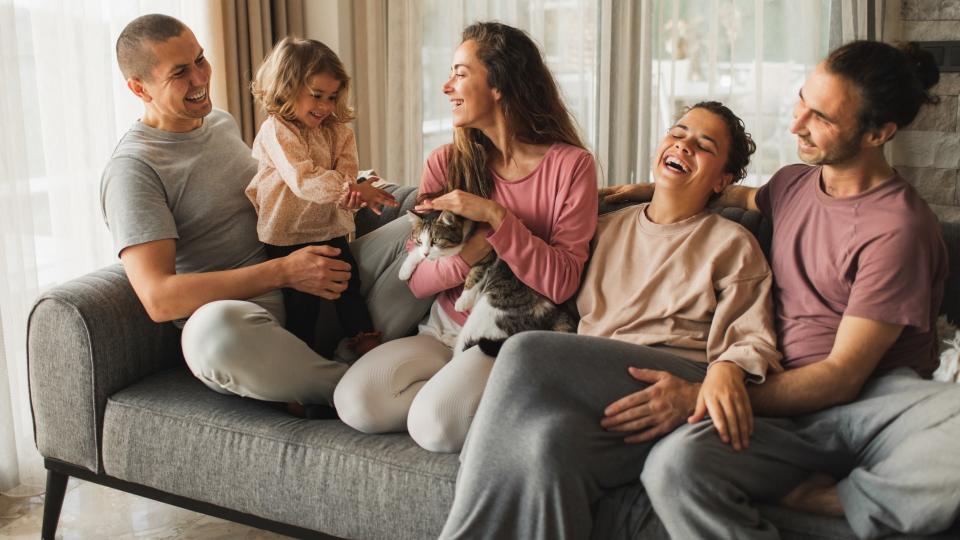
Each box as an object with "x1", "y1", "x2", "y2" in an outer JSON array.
[
  {"x1": 101, "y1": 369, "x2": 960, "y2": 540},
  {"x1": 101, "y1": 368, "x2": 458, "y2": 540}
]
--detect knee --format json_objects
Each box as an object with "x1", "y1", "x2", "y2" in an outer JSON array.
[
  {"x1": 641, "y1": 426, "x2": 714, "y2": 498},
  {"x1": 332, "y1": 372, "x2": 398, "y2": 434},
  {"x1": 182, "y1": 300, "x2": 266, "y2": 379},
  {"x1": 491, "y1": 331, "x2": 559, "y2": 385},
  {"x1": 408, "y1": 396, "x2": 469, "y2": 453}
]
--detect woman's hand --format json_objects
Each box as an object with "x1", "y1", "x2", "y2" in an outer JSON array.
[
  {"x1": 688, "y1": 361, "x2": 753, "y2": 451},
  {"x1": 459, "y1": 225, "x2": 493, "y2": 265},
  {"x1": 599, "y1": 183, "x2": 654, "y2": 204},
  {"x1": 601, "y1": 368, "x2": 701, "y2": 444},
  {"x1": 415, "y1": 189, "x2": 507, "y2": 228},
  {"x1": 354, "y1": 181, "x2": 399, "y2": 215}
]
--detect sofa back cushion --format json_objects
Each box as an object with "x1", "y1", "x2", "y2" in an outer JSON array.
[{"x1": 356, "y1": 185, "x2": 957, "y2": 323}]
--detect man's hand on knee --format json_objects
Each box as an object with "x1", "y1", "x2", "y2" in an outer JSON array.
[
  {"x1": 600, "y1": 367, "x2": 701, "y2": 444},
  {"x1": 281, "y1": 245, "x2": 352, "y2": 299}
]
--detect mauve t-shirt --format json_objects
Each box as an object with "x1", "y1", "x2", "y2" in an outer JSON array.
[{"x1": 757, "y1": 164, "x2": 948, "y2": 376}]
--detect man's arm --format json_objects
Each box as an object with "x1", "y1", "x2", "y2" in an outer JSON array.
[
  {"x1": 121, "y1": 239, "x2": 351, "y2": 322},
  {"x1": 713, "y1": 185, "x2": 760, "y2": 212},
  {"x1": 748, "y1": 315, "x2": 903, "y2": 416},
  {"x1": 599, "y1": 183, "x2": 654, "y2": 204},
  {"x1": 599, "y1": 183, "x2": 760, "y2": 212}
]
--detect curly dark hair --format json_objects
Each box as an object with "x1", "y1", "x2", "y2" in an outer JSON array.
[{"x1": 682, "y1": 101, "x2": 756, "y2": 184}]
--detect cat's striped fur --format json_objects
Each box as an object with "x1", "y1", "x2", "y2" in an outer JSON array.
[{"x1": 398, "y1": 210, "x2": 576, "y2": 356}]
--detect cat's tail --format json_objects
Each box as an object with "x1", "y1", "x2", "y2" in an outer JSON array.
[{"x1": 477, "y1": 338, "x2": 506, "y2": 357}]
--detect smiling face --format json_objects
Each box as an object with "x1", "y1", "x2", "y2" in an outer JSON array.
[
  {"x1": 653, "y1": 107, "x2": 734, "y2": 201},
  {"x1": 292, "y1": 72, "x2": 341, "y2": 129},
  {"x1": 134, "y1": 29, "x2": 211, "y2": 132},
  {"x1": 443, "y1": 39, "x2": 500, "y2": 130},
  {"x1": 791, "y1": 63, "x2": 865, "y2": 165}
]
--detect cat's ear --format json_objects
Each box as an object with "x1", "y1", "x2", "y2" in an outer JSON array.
[
  {"x1": 439, "y1": 210, "x2": 457, "y2": 225},
  {"x1": 406, "y1": 210, "x2": 423, "y2": 227}
]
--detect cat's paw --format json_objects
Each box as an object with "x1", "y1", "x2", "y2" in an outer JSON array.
[
  {"x1": 398, "y1": 261, "x2": 415, "y2": 281},
  {"x1": 455, "y1": 295, "x2": 473, "y2": 312}
]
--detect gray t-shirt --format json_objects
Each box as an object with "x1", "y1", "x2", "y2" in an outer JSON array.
[{"x1": 100, "y1": 109, "x2": 282, "y2": 322}]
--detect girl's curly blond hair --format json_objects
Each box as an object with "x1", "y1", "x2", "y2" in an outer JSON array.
[{"x1": 252, "y1": 36, "x2": 354, "y2": 125}]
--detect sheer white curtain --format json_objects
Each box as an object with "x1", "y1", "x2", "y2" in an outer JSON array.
[
  {"x1": 0, "y1": 0, "x2": 220, "y2": 493},
  {"x1": 352, "y1": 0, "x2": 424, "y2": 186}
]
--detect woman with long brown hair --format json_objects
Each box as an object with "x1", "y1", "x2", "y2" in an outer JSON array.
[{"x1": 334, "y1": 22, "x2": 598, "y2": 453}]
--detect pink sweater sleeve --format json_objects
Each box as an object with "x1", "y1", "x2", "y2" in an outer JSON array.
[
  {"x1": 486, "y1": 151, "x2": 598, "y2": 303},
  {"x1": 406, "y1": 147, "x2": 472, "y2": 298}
]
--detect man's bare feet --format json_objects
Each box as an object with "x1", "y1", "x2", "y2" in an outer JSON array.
[
  {"x1": 780, "y1": 473, "x2": 844, "y2": 517},
  {"x1": 349, "y1": 331, "x2": 383, "y2": 357}
]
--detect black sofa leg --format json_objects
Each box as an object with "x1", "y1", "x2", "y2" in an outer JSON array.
[{"x1": 41, "y1": 468, "x2": 69, "y2": 540}]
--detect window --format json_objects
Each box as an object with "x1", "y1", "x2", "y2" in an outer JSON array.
[
  {"x1": 648, "y1": 0, "x2": 830, "y2": 185},
  {"x1": 419, "y1": 0, "x2": 831, "y2": 186},
  {"x1": 421, "y1": 0, "x2": 599, "y2": 165}
]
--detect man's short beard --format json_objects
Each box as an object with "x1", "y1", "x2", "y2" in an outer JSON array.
[{"x1": 800, "y1": 127, "x2": 864, "y2": 166}]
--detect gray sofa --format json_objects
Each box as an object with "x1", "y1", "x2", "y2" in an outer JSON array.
[{"x1": 28, "y1": 184, "x2": 960, "y2": 539}]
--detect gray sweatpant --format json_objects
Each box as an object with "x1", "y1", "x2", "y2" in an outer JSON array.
[
  {"x1": 440, "y1": 332, "x2": 960, "y2": 540},
  {"x1": 181, "y1": 218, "x2": 433, "y2": 406},
  {"x1": 439, "y1": 331, "x2": 708, "y2": 540},
  {"x1": 644, "y1": 366, "x2": 960, "y2": 540}
]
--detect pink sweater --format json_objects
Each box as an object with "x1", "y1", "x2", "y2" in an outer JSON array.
[{"x1": 408, "y1": 143, "x2": 598, "y2": 326}]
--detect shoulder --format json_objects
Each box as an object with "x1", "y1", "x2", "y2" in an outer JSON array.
[
  {"x1": 543, "y1": 144, "x2": 597, "y2": 194},
  {"x1": 700, "y1": 213, "x2": 769, "y2": 275},
  {"x1": 547, "y1": 143, "x2": 595, "y2": 170},
  {"x1": 598, "y1": 205, "x2": 640, "y2": 231},
  {"x1": 108, "y1": 127, "x2": 165, "y2": 176},
  {"x1": 206, "y1": 109, "x2": 239, "y2": 130},
  {"x1": 422, "y1": 144, "x2": 453, "y2": 178},
  {"x1": 862, "y1": 177, "x2": 939, "y2": 233},
  {"x1": 864, "y1": 180, "x2": 943, "y2": 253},
  {"x1": 767, "y1": 163, "x2": 816, "y2": 192},
  {"x1": 328, "y1": 121, "x2": 356, "y2": 139},
  {"x1": 426, "y1": 144, "x2": 454, "y2": 167}
]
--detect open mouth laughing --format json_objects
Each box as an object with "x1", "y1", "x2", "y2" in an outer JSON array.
[
  {"x1": 185, "y1": 88, "x2": 207, "y2": 103},
  {"x1": 663, "y1": 155, "x2": 691, "y2": 174}
]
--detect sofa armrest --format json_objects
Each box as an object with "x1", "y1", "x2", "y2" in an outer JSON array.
[{"x1": 27, "y1": 264, "x2": 181, "y2": 473}]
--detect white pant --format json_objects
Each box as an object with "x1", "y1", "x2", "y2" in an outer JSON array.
[
  {"x1": 334, "y1": 301, "x2": 495, "y2": 453},
  {"x1": 181, "y1": 217, "x2": 435, "y2": 407},
  {"x1": 181, "y1": 296, "x2": 348, "y2": 405}
]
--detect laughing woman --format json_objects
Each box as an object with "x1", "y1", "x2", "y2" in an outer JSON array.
[{"x1": 333, "y1": 22, "x2": 598, "y2": 453}]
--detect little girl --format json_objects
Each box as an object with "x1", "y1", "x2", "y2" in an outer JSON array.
[{"x1": 248, "y1": 36, "x2": 397, "y2": 359}]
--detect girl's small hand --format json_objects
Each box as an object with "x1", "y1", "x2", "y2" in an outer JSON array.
[
  {"x1": 340, "y1": 189, "x2": 366, "y2": 211},
  {"x1": 688, "y1": 361, "x2": 753, "y2": 451},
  {"x1": 354, "y1": 182, "x2": 399, "y2": 215},
  {"x1": 415, "y1": 190, "x2": 506, "y2": 228}
]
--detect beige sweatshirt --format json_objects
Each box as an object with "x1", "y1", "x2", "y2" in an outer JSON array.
[
  {"x1": 246, "y1": 115, "x2": 358, "y2": 246},
  {"x1": 576, "y1": 204, "x2": 782, "y2": 381}
]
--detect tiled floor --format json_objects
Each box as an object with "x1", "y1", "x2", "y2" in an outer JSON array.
[{"x1": 0, "y1": 480, "x2": 292, "y2": 539}]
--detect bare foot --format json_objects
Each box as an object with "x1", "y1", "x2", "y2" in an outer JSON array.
[
  {"x1": 349, "y1": 331, "x2": 383, "y2": 357},
  {"x1": 780, "y1": 473, "x2": 844, "y2": 517},
  {"x1": 285, "y1": 401, "x2": 306, "y2": 418}
]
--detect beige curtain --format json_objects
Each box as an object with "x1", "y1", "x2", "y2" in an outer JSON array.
[
  {"x1": 353, "y1": 0, "x2": 423, "y2": 185},
  {"x1": 221, "y1": 0, "x2": 305, "y2": 144}
]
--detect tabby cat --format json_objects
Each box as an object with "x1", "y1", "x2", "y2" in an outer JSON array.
[{"x1": 398, "y1": 210, "x2": 577, "y2": 356}]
